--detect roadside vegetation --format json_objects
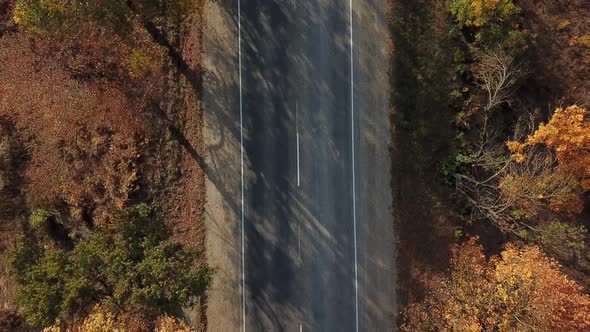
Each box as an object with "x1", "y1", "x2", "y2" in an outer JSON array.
[
  {"x1": 10, "y1": 203, "x2": 211, "y2": 329},
  {"x1": 393, "y1": 0, "x2": 590, "y2": 329},
  {"x1": 0, "y1": 0, "x2": 209, "y2": 330},
  {"x1": 404, "y1": 238, "x2": 590, "y2": 330}
]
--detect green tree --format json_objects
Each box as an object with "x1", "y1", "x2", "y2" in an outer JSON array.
[
  {"x1": 532, "y1": 221, "x2": 587, "y2": 261},
  {"x1": 8, "y1": 239, "x2": 66, "y2": 327},
  {"x1": 449, "y1": 0, "x2": 522, "y2": 46},
  {"x1": 9, "y1": 203, "x2": 212, "y2": 327}
]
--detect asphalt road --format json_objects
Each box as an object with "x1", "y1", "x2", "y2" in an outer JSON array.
[{"x1": 235, "y1": 0, "x2": 395, "y2": 330}]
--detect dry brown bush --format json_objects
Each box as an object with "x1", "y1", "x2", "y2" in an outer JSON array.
[
  {"x1": 0, "y1": 34, "x2": 153, "y2": 218},
  {"x1": 519, "y1": 0, "x2": 590, "y2": 105}
]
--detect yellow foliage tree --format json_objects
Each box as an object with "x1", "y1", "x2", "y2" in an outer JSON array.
[
  {"x1": 41, "y1": 311, "x2": 189, "y2": 331},
  {"x1": 76, "y1": 311, "x2": 125, "y2": 332},
  {"x1": 402, "y1": 238, "x2": 590, "y2": 331},
  {"x1": 495, "y1": 245, "x2": 590, "y2": 331},
  {"x1": 42, "y1": 307, "x2": 125, "y2": 332}
]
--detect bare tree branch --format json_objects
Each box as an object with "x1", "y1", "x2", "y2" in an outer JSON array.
[{"x1": 474, "y1": 47, "x2": 525, "y2": 113}]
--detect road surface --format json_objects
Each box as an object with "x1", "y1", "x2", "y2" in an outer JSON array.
[{"x1": 203, "y1": 0, "x2": 395, "y2": 330}]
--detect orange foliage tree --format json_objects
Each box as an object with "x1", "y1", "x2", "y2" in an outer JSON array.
[
  {"x1": 402, "y1": 238, "x2": 590, "y2": 331},
  {"x1": 508, "y1": 105, "x2": 590, "y2": 186},
  {"x1": 508, "y1": 105, "x2": 590, "y2": 210}
]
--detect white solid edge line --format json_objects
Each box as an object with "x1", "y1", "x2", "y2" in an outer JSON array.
[
  {"x1": 238, "y1": 0, "x2": 245, "y2": 331},
  {"x1": 297, "y1": 131, "x2": 300, "y2": 187},
  {"x1": 296, "y1": 102, "x2": 300, "y2": 187},
  {"x1": 350, "y1": 0, "x2": 359, "y2": 331}
]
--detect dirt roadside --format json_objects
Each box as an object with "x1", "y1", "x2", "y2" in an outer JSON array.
[{"x1": 200, "y1": 0, "x2": 242, "y2": 330}]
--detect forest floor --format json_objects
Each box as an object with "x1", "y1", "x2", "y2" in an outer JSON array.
[
  {"x1": 0, "y1": 3, "x2": 209, "y2": 331},
  {"x1": 389, "y1": 0, "x2": 457, "y2": 313}
]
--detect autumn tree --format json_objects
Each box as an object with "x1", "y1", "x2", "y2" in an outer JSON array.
[
  {"x1": 457, "y1": 143, "x2": 581, "y2": 221},
  {"x1": 403, "y1": 238, "x2": 590, "y2": 331},
  {"x1": 8, "y1": 203, "x2": 212, "y2": 328},
  {"x1": 456, "y1": 106, "x2": 588, "y2": 260},
  {"x1": 508, "y1": 105, "x2": 590, "y2": 193},
  {"x1": 449, "y1": 2, "x2": 528, "y2": 230},
  {"x1": 41, "y1": 306, "x2": 190, "y2": 332}
]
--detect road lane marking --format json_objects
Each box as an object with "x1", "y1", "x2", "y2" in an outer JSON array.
[
  {"x1": 350, "y1": 0, "x2": 359, "y2": 331},
  {"x1": 300, "y1": 324, "x2": 303, "y2": 332},
  {"x1": 296, "y1": 101, "x2": 301, "y2": 187},
  {"x1": 298, "y1": 222, "x2": 301, "y2": 263},
  {"x1": 238, "y1": 0, "x2": 245, "y2": 330}
]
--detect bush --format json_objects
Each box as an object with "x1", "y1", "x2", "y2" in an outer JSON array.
[
  {"x1": 9, "y1": 203, "x2": 212, "y2": 328},
  {"x1": 12, "y1": 0, "x2": 66, "y2": 34},
  {"x1": 70, "y1": 309, "x2": 124, "y2": 332},
  {"x1": 154, "y1": 315, "x2": 190, "y2": 332},
  {"x1": 570, "y1": 34, "x2": 590, "y2": 48},
  {"x1": 29, "y1": 208, "x2": 50, "y2": 229},
  {"x1": 126, "y1": 48, "x2": 160, "y2": 79},
  {"x1": 533, "y1": 221, "x2": 587, "y2": 259}
]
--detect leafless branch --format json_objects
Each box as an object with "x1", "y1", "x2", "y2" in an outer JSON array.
[
  {"x1": 474, "y1": 47, "x2": 525, "y2": 113},
  {"x1": 457, "y1": 148, "x2": 578, "y2": 234}
]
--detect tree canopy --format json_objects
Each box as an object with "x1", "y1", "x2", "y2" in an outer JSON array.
[
  {"x1": 449, "y1": 0, "x2": 523, "y2": 46},
  {"x1": 9, "y1": 203, "x2": 212, "y2": 327},
  {"x1": 403, "y1": 238, "x2": 590, "y2": 331},
  {"x1": 509, "y1": 105, "x2": 590, "y2": 192}
]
